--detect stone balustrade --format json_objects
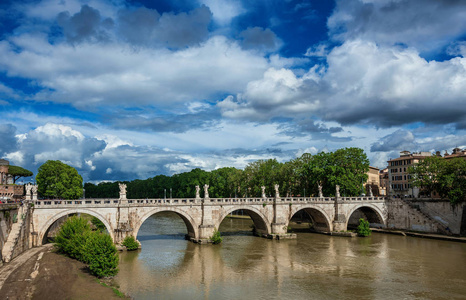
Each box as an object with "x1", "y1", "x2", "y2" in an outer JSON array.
[{"x1": 32, "y1": 196, "x2": 386, "y2": 208}]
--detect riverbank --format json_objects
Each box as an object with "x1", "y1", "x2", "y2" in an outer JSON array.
[
  {"x1": 372, "y1": 228, "x2": 466, "y2": 243},
  {"x1": 0, "y1": 244, "x2": 128, "y2": 299}
]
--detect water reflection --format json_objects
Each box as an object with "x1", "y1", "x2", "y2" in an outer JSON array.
[{"x1": 115, "y1": 213, "x2": 466, "y2": 300}]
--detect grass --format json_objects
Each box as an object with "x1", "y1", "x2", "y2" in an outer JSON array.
[{"x1": 98, "y1": 280, "x2": 127, "y2": 298}]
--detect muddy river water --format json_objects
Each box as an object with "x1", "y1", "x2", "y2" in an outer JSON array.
[{"x1": 115, "y1": 212, "x2": 466, "y2": 300}]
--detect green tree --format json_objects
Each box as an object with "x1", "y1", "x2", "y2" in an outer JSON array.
[
  {"x1": 409, "y1": 157, "x2": 466, "y2": 204},
  {"x1": 299, "y1": 148, "x2": 369, "y2": 197},
  {"x1": 330, "y1": 147, "x2": 369, "y2": 196},
  {"x1": 84, "y1": 231, "x2": 119, "y2": 278},
  {"x1": 439, "y1": 158, "x2": 466, "y2": 204},
  {"x1": 8, "y1": 165, "x2": 33, "y2": 184},
  {"x1": 408, "y1": 156, "x2": 444, "y2": 197},
  {"x1": 243, "y1": 159, "x2": 283, "y2": 197},
  {"x1": 36, "y1": 160, "x2": 83, "y2": 199}
]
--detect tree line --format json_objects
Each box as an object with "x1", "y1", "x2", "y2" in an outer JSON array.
[{"x1": 84, "y1": 147, "x2": 370, "y2": 199}]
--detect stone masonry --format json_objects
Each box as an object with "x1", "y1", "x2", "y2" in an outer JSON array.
[{"x1": 30, "y1": 185, "x2": 387, "y2": 245}]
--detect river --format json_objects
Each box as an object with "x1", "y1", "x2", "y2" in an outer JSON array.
[{"x1": 115, "y1": 212, "x2": 466, "y2": 300}]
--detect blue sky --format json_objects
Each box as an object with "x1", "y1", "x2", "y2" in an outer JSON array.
[{"x1": 1, "y1": 0, "x2": 466, "y2": 183}]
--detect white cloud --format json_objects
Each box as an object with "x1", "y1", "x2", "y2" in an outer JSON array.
[
  {"x1": 35, "y1": 123, "x2": 85, "y2": 141},
  {"x1": 5, "y1": 151, "x2": 24, "y2": 165},
  {"x1": 218, "y1": 68, "x2": 321, "y2": 121},
  {"x1": 199, "y1": 0, "x2": 245, "y2": 25},
  {"x1": 95, "y1": 134, "x2": 133, "y2": 149},
  {"x1": 0, "y1": 35, "x2": 271, "y2": 109},
  {"x1": 85, "y1": 160, "x2": 96, "y2": 171},
  {"x1": 219, "y1": 40, "x2": 466, "y2": 128}
]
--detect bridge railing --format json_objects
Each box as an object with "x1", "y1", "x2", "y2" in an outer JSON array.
[{"x1": 32, "y1": 196, "x2": 386, "y2": 207}]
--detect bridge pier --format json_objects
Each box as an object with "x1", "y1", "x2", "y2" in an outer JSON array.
[{"x1": 196, "y1": 224, "x2": 216, "y2": 244}]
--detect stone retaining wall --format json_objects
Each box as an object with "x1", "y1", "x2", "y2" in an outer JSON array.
[
  {"x1": 0, "y1": 204, "x2": 19, "y2": 263},
  {"x1": 387, "y1": 198, "x2": 466, "y2": 236},
  {"x1": 10, "y1": 205, "x2": 31, "y2": 260}
]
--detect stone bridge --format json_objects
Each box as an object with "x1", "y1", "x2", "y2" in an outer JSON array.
[{"x1": 29, "y1": 189, "x2": 387, "y2": 246}]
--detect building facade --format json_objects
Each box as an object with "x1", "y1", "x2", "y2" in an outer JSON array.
[
  {"x1": 365, "y1": 166, "x2": 381, "y2": 196},
  {"x1": 387, "y1": 151, "x2": 432, "y2": 197},
  {"x1": 379, "y1": 168, "x2": 389, "y2": 196},
  {"x1": 0, "y1": 159, "x2": 24, "y2": 202}
]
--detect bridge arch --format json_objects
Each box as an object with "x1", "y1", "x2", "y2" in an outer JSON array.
[
  {"x1": 133, "y1": 207, "x2": 199, "y2": 240},
  {"x1": 215, "y1": 206, "x2": 271, "y2": 236},
  {"x1": 288, "y1": 205, "x2": 332, "y2": 233},
  {"x1": 346, "y1": 204, "x2": 386, "y2": 229},
  {"x1": 38, "y1": 209, "x2": 114, "y2": 245}
]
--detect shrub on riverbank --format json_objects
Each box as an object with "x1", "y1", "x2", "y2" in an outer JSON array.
[
  {"x1": 122, "y1": 236, "x2": 139, "y2": 251},
  {"x1": 357, "y1": 218, "x2": 371, "y2": 237},
  {"x1": 84, "y1": 232, "x2": 119, "y2": 278},
  {"x1": 55, "y1": 216, "x2": 91, "y2": 261},
  {"x1": 55, "y1": 216, "x2": 119, "y2": 277}
]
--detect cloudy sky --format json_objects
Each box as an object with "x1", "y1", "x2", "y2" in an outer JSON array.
[{"x1": 1, "y1": 0, "x2": 466, "y2": 183}]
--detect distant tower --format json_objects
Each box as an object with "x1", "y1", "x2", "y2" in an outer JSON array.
[{"x1": 0, "y1": 159, "x2": 9, "y2": 185}]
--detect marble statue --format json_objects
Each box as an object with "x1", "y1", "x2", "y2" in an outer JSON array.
[
  {"x1": 204, "y1": 184, "x2": 209, "y2": 199},
  {"x1": 274, "y1": 184, "x2": 280, "y2": 198},
  {"x1": 195, "y1": 185, "x2": 200, "y2": 199}
]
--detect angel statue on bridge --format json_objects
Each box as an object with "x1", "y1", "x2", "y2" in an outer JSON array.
[
  {"x1": 119, "y1": 183, "x2": 127, "y2": 194},
  {"x1": 203, "y1": 184, "x2": 209, "y2": 199},
  {"x1": 274, "y1": 184, "x2": 280, "y2": 198},
  {"x1": 195, "y1": 185, "x2": 200, "y2": 199}
]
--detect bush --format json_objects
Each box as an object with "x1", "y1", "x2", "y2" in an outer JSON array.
[
  {"x1": 84, "y1": 231, "x2": 119, "y2": 278},
  {"x1": 357, "y1": 218, "x2": 371, "y2": 237},
  {"x1": 211, "y1": 229, "x2": 223, "y2": 244},
  {"x1": 55, "y1": 216, "x2": 119, "y2": 277},
  {"x1": 122, "y1": 235, "x2": 139, "y2": 251},
  {"x1": 55, "y1": 216, "x2": 91, "y2": 260},
  {"x1": 91, "y1": 217, "x2": 107, "y2": 232}
]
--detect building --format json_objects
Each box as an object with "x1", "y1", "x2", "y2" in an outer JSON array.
[
  {"x1": 0, "y1": 159, "x2": 24, "y2": 202},
  {"x1": 444, "y1": 147, "x2": 466, "y2": 160},
  {"x1": 365, "y1": 166, "x2": 381, "y2": 196},
  {"x1": 387, "y1": 151, "x2": 433, "y2": 197},
  {"x1": 379, "y1": 168, "x2": 389, "y2": 196}
]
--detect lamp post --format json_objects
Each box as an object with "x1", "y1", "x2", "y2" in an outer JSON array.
[
  {"x1": 170, "y1": 188, "x2": 172, "y2": 198},
  {"x1": 164, "y1": 189, "x2": 166, "y2": 199}
]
